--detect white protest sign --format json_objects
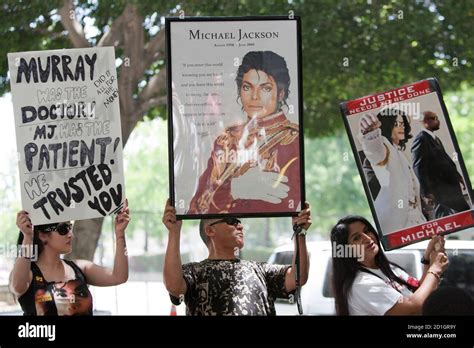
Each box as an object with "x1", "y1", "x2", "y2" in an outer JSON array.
[{"x1": 8, "y1": 47, "x2": 125, "y2": 225}]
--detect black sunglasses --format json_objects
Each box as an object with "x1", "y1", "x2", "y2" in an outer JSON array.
[
  {"x1": 42, "y1": 223, "x2": 73, "y2": 235},
  {"x1": 209, "y1": 218, "x2": 241, "y2": 227}
]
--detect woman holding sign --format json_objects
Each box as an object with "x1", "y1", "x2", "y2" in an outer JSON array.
[
  {"x1": 358, "y1": 108, "x2": 426, "y2": 233},
  {"x1": 188, "y1": 50, "x2": 301, "y2": 215},
  {"x1": 331, "y1": 215, "x2": 449, "y2": 315},
  {"x1": 9, "y1": 201, "x2": 130, "y2": 316}
]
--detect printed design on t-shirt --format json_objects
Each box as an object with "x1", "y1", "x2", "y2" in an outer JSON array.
[
  {"x1": 52, "y1": 280, "x2": 93, "y2": 315},
  {"x1": 34, "y1": 279, "x2": 93, "y2": 316},
  {"x1": 196, "y1": 282, "x2": 209, "y2": 304},
  {"x1": 406, "y1": 276, "x2": 420, "y2": 289},
  {"x1": 180, "y1": 259, "x2": 289, "y2": 316},
  {"x1": 35, "y1": 290, "x2": 52, "y2": 303},
  {"x1": 383, "y1": 278, "x2": 407, "y2": 293},
  {"x1": 375, "y1": 267, "x2": 418, "y2": 294}
]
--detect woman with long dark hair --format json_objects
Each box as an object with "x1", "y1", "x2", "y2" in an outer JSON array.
[
  {"x1": 359, "y1": 108, "x2": 426, "y2": 233},
  {"x1": 331, "y1": 215, "x2": 448, "y2": 315},
  {"x1": 9, "y1": 201, "x2": 130, "y2": 316}
]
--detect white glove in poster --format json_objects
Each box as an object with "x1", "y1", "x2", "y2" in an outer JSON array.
[
  {"x1": 341, "y1": 78, "x2": 474, "y2": 250},
  {"x1": 8, "y1": 47, "x2": 125, "y2": 225},
  {"x1": 167, "y1": 17, "x2": 305, "y2": 219}
]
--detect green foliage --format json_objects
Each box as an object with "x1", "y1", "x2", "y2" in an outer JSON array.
[
  {"x1": 445, "y1": 84, "x2": 474, "y2": 178},
  {"x1": 129, "y1": 252, "x2": 190, "y2": 273},
  {"x1": 0, "y1": 0, "x2": 66, "y2": 95},
  {"x1": 1, "y1": 0, "x2": 474, "y2": 137},
  {"x1": 0, "y1": 151, "x2": 22, "y2": 246},
  {"x1": 122, "y1": 119, "x2": 170, "y2": 239},
  {"x1": 1, "y1": 0, "x2": 473, "y2": 250},
  {"x1": 303, "y1": 132, "x2": 371, "y2": 237},
  {"x1": 0, "y1": 208, "x2": 20, "y2": 246}
]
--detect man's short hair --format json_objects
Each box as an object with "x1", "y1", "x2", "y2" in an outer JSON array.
[
  {"x1": 422, "y1": 110, "x2": 436, "y2": 120},
  {"x1": 199, "y1": 219, "x2": 211, "y2": 246}
]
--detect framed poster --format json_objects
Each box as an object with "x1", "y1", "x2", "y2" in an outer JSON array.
[
  {"x1": 8, "y1": 47, "x2": 125, "y2": 225},
  {"x1": 340, "y1": 78, "x2": 474, "y2": 250},
  {"x1": 166, "y1": 16, "x2": 305, "y2": 219}
]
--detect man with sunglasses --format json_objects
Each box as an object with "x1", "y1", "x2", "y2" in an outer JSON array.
[
  {"x1": 163, "y1": 199, "x2": 311, "y2": 315},
  {"x1": 412, "y1": 111, "x2": 470, "y2": 219}
]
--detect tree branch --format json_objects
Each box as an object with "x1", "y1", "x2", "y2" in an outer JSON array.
[
  {"x1": 138, "y1": 68, "x2": 167, "y2": 103},
  {"x1": 58, "y1": 0, "x2": 90, "y2": 48},
  {"x1": 131, "y1": 22, "x2": 168, "y2": 124},
  {"x1": 97, "y1": 10, "x2": 126, "y2": 47},
  {"x1": 138, "y1": 96, "x2": 167, "y2": 116},
  {"x1": 117, "y1": 4, "x2": 145, "y2": 143},
  {"x1": 143, "y1": 28, "x2": 166, "y2": 68}
]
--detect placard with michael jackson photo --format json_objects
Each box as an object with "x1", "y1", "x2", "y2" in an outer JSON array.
[
  {"x1": 340, "y1": 78, "x2": 474, "y2": 250},
  {"x1": 166, "y1": 16, "x2": 305, "y2": 219}
]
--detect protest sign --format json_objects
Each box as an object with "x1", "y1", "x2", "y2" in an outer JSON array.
[
  {"x1": 341, "y1": 78, "x2": 474, "y2": 250},
  {"x1": 8, "y1": 47, "x2": 125, "y2": 224},
  {"x1": 166, "y1": 16, "x2": 305, "y2": 219}
]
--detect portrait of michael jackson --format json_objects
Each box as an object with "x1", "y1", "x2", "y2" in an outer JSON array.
[{"x1": 187, "y1": 51, "x2": 301, "y2": 214}]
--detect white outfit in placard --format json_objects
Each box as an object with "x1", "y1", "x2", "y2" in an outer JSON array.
[
  {"x1": 348, "y1": 266, "x2": 414, "y2": 315},
  {"x1": 359, "y1": 128, "x2": 426, "y2": 234}
]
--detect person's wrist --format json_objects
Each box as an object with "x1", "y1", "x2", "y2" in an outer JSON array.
[
  {"x1": 427, "y1": 270, "x2": 442, "y2": 282},
  {"x1": 115, "y1": 232, "x2": 126, "y2": 240},
  {"x1": 18, "y1": 243, "x2": 35, "y2": 259},
  {"x1": 428, "y1": 265, "x2": 442, "y2": 275},
  {"x1": 20, "y1": 251, "x2": 34, "y2": 260},
  {"x1": 115, "y1": 228, "x2": 125, "y2": 237},
  {"x1": 22, "y1": 234, "x2": 33, "y2": 244},
  {"x1": 421, "y1": 254, "x2": 430, "y2": 265},
  {"x1": 298, "y1": 228, "x2": 307, "y2": 236},
  {"x1": 168, "y1": 228, "x2": 181, "y2": 237}
]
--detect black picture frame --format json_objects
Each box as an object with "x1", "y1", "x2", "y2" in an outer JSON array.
[{"x1": 165, "y1": 15, "x2": 306, "y2": 220}]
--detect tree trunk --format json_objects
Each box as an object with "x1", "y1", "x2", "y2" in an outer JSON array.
[
  {"x1": 59, "y1": 2, "x2": 167, "y2": 260},
  {"x1": 144, "y1": 214, "x2": 149, "y2": 253},
  {"x1": 144, "y1": 228, "x2": 149, "y2": 253},
  {"x1": 67, "y1": 217, "x2": 105, "y2": 261}
]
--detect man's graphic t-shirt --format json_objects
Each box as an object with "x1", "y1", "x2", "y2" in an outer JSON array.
[{"x1": 170, "y1": 259, "x2": 291, "y2": 315}]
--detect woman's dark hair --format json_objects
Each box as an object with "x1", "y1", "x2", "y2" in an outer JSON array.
[
  {"x1": 376, "y1": 108, "x2": 412, "y2": 151},
  {"x1": 235, "y1": 51, "x2": 290, "y2": 110},
  {"x1": 17, "y1": 223, "x2": 59, "y2": 257},
  {"x1": 330, "y1": 215, "x2": 418, "y2": 316}
]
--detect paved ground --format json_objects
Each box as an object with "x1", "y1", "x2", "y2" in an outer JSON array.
[{"x1": 90, "y1": 281, "x2": 186, "y2": 315}]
